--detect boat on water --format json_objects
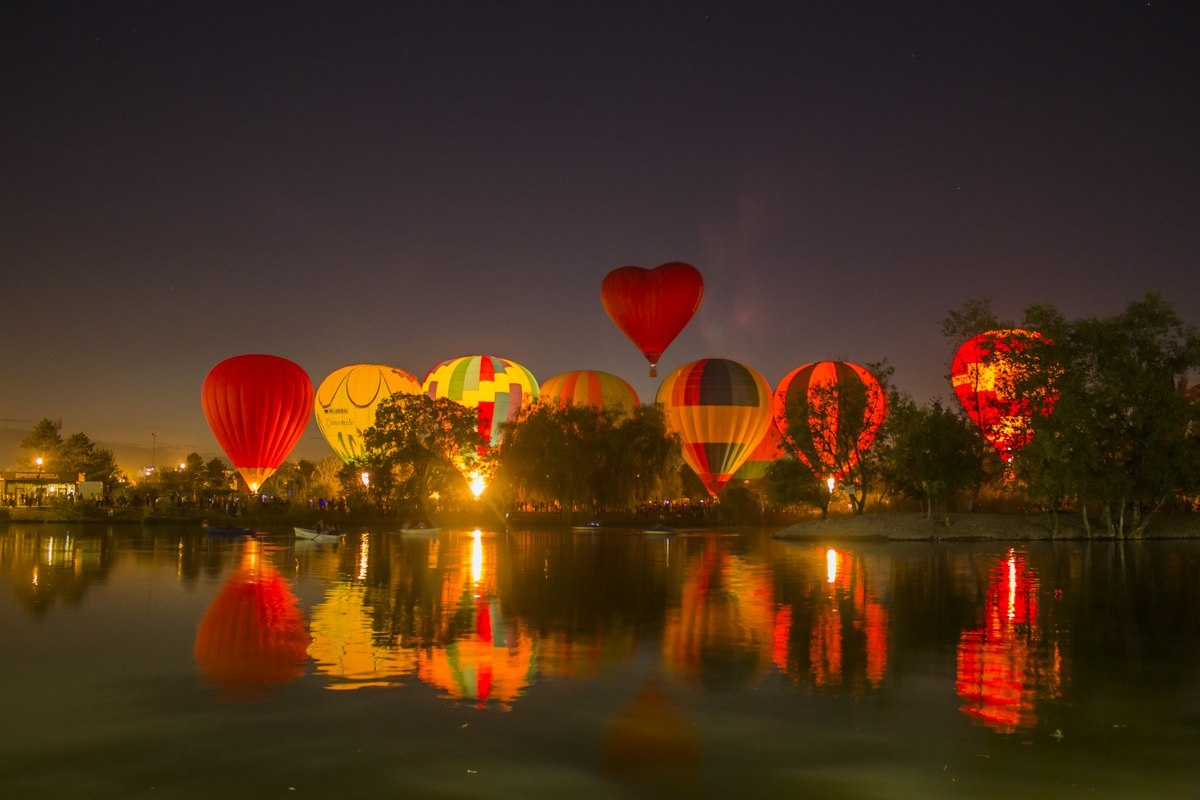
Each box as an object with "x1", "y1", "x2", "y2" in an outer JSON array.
[
  {"x1": 294, "y1": 526, "x2": 340, "y2": 540},
  {"x1": 641, "y1": 524, "x2": 677, "y2": 535}
]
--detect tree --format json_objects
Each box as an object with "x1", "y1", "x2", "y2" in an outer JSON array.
[
  {"x1": 58, "y1": 432, "x2": 122, "y2": 485},
  {"x1": 360, "y1": 393, "x2": 483, "y2": 523},
  {"x1": 18, "y1": 418, "x2": 64, "y2": 468},
  {"x1": 876, "y1": 398, "x2": 980, "y2": 521},
  {"x1": 497, "y1": 402, "x2": 679, "y2": 520},
  {"x1": 17, "y1": 419, "x2": 122, "y2": 486},
  {"x1": 764, "y1": 456, "x2": 835, "y2": 517},
  {"x1": 1014, "y1": 294, "x2": 1200, "y2": 537}
]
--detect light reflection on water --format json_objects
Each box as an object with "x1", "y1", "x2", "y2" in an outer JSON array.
[{"x1": 2, "y1": 523, "x2": 1199, "y2": 797}]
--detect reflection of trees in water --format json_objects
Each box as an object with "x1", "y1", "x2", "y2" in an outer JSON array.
[{"x1": 662, "y1": 535, "x2": 777, "y2": 689}]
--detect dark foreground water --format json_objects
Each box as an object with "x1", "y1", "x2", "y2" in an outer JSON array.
[{"x1": 2, "y1": 522, "x2": 1198, "y2": 799}]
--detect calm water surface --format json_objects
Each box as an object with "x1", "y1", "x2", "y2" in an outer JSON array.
[{"x1": 2, "y1": 522, "x2": 1198, "y2": 799}]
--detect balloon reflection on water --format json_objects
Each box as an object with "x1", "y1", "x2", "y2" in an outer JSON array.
[
  {"x1": 955, "y1": 548, "x2": 1066, "y2": 733},
  {"x1": 417, "y1": 530, "x2": 534, "y2": 709},
  {"x1": 662, "y1": 537, "x2": 777, "y2": 687},
  {"x1": 193, "y1": 542, "x2": 310, "y2": 700},
  {"x1": 303, "y1": 529, "x2": 534, "y2": 708},
  {"x1": 770, "y1": 545, "x2": 889, "y2": 695}
]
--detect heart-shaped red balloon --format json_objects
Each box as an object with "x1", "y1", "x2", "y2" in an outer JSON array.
[{"x1": 601, "y1": 262, "x2": 704, "y2": 376}]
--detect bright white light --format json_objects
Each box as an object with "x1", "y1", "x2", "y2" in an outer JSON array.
[
  {"x1": 471, "y1": 529, "x2": 483, "y2": 585},
  {"x1": 468, "y1": 472, "x2": 487, "y2": 498},
  {"x1": 826, "y1": 548, "x2": 838, "y2": 584},
  {"x1": 826, "y1": 476, "x2": 836, "y2": 494}
]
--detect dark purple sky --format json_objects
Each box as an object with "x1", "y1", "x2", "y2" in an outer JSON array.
[{"x1": 3, "y1": 1, "x2": 1198, "y2": 471}]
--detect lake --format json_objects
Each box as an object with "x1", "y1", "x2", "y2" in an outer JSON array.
[{"x1": 2, "y1": 522, "x2": 1198, "y2": 798}]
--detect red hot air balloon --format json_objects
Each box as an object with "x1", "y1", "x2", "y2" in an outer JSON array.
[
  {"x1": 657, "y1": 358, "x2": 772, "y2": 497},
  {"x1": 773, "y1": 361, "x2": 887, "y2": 481},
  {"x1": 201, "y1": 354, "x2": 314, "y2": 492},
  {"x1": 950, "y1": 329, "x2": 1056, "y2": 461},
  {"x1": 601, "y1": 262, "x2": 704, "y2": 377}
]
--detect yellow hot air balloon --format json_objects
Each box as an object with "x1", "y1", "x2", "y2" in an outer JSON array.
[{"x1": 315, "y1": 364, "x2": 421, "y2": 462}]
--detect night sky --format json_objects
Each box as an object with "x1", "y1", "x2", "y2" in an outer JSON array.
[{"x1": 3, "y1": 1, "x2": 1198, "y2": 472}]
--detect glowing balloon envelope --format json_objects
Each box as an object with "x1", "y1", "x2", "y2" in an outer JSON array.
[
  {"x1": 422, "y1": 355, "x2": 540, "y2": 451},
  {"x1": 950, "y1": 329, "x2": 1056, "y2": 461},
  {"x1": 201, "y1": 354, "x2": 313, "y2": 492},
  {"x1": 538, "y1": 369, "x2": 640, "y2": 416},
  {"x1": 657, "y1": 358, "x2": 772, "y2": 497},
  {"x1": 773, "y1": 361, "x2": 887, "y2": 479},
  {"x1": 601, "y1": 262, "x2": 704, "y2": 377},
  {"x1": 315, "y1": 364, "x2": 421, "y2": 462}
]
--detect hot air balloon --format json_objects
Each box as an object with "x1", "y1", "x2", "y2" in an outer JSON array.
[
  {"x1": 950, "y1": 329, "x2": 1056, "y2": 461},
  {"x1": 201, "y1": 354, "x2": 313, "y2": 492},
  {"x1": 538, "y1": 369, "x2": 640, "y2": 416},
  {"x1": 730, "y1": 417, "x2": 785, "y2": 485},
  {"x1": 657, "y1": 358, "x2": 772, "y2": 497},
  {"x1": 314, "y1": 364, "x2": 421, "y2": 462},
  {"x1": 423, "y1": 355, "x2": 540, "y2": 449},
  {"x1": 423, "y1": 355, "x2": 539, "y2": 495},
  {"x1": 773, "y1": 361, "x2": 887, "y2": 480},
  {"x1": 601, "y1": 262, "x2": 704, "y2": 377}
]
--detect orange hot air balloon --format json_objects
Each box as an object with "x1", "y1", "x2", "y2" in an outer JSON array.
[
  {"x1": 657, "y1": 358, "x2": 772, "y2": 497},
  {"x1": 194, "y1": 548, "x2": 311, "y2": 699},
  {"x1": 538, "y1": 370, "x2": 640, "y2": 416},
  {"x1": 314, "y1": 364, "x2": 421, "y2": 463},
  {"x1": 201, "y1": 354, "x2": 313, "y2": 492},
  {"x1": 601, "y1": 262, "x2": 704, "y2": 377},
  {"x1": 773, "y1": 361, "x2": 887, "y2": 480},
  {"x1": 950, "y1": 329, "x2": 1056, "y2": 461}
]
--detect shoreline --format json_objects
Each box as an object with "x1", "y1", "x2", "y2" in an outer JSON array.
[{"x1": 772, "y1": 510, "x2": 1200, "y2": 542}]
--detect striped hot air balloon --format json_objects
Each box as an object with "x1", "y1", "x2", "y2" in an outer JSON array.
[
  {"x1": 657, "y1": 358, "x2": 772, "y2": 497},
  {"x1": 773, "y1": 361, "x2": 887, "y2": 480},
  {"x1": 538, "y1": 370, "x2": 640, "y2": 416}
]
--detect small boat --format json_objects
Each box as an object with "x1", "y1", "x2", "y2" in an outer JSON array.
[
  {"x1": 641, "y1": 524, "x2": 677, "y2": 535},
  {"x1": 400, "y1": 521, "x2": 440, "y2": 535},
  {"x1": 294, "y1": 526, "x2": 340, "y2": 541},
  {"x1": 204, "y1": 525, "x2": 257, "y2": 537}
]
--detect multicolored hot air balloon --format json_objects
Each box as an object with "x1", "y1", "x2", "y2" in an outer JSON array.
[
  {"x1": 950, "y1": 329, "x2": 1056, "y2": 461},
  {"x1": 538, "y1": 369, "x2": 640, "y2": 416},
  {"x1": 314, "y1": 364, "x2": 421, "y2": 462},
  {"x1": 773, "y1": 361, "x2": 887, "y2": 480},
  {"x1": 201, "y1": 354, "x2": 313, "y2": 492},
  {"x1": 601, "y1": 262, "x2": 704, "y2": 377},
  {"x1": 422, "y1": 355, "x2": 540, "y2": 450},
  {"x1": 657, "y1": 358, "x2": 772, "y2": 497}
]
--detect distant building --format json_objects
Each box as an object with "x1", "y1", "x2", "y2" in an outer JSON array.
[{"x1": 1, "y1": 469, "x2": 80, "y2": 506}]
